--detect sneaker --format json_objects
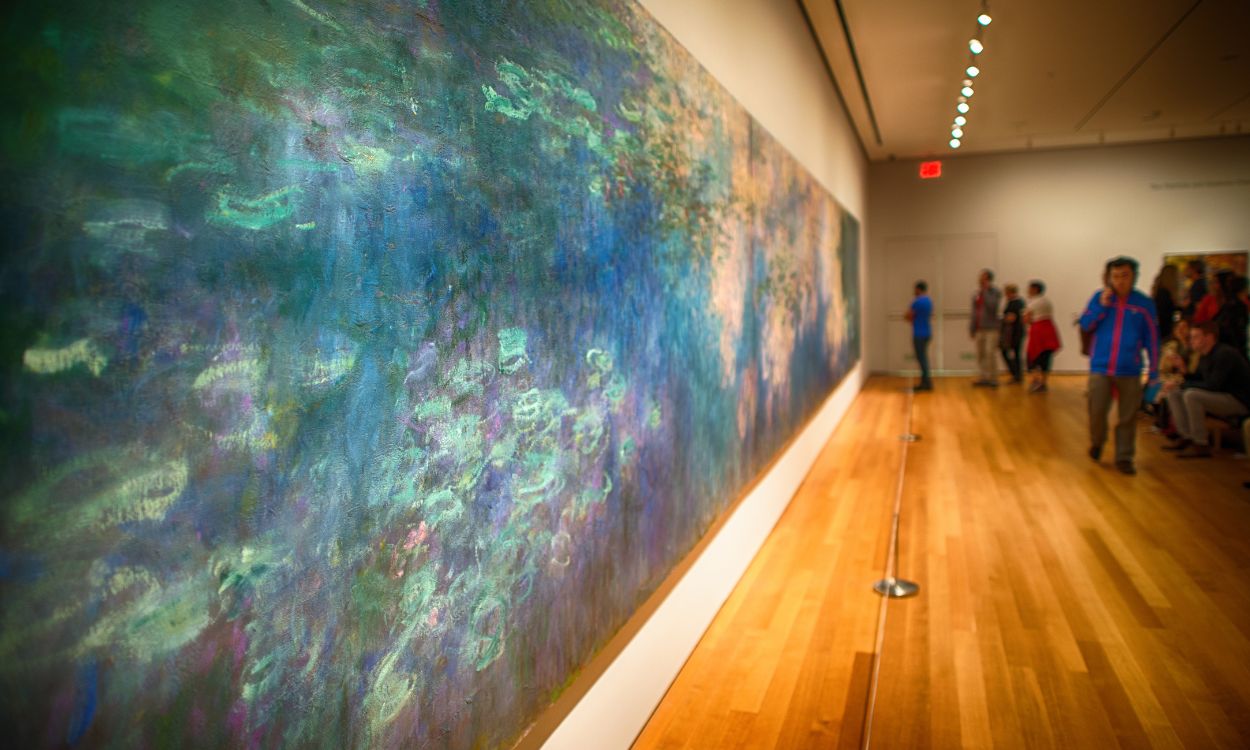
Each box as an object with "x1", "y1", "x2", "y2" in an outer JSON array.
[
  {"x1": 1089, "y1": 445, "x2": 1102, "y2": 462},
  {"x1": 1116, "y1": 461, "x2": 1137, "y2": 475},
  {"x1": 1177, "y1": 445, "x2": 1213, "y2": 459},
  {"x1": 1162, "y1": 438, "x2": 1193, "y2": 452}
]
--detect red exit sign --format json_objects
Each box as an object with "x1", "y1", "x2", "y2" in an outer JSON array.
[{"x1": 919, "y1": 161, "x2": 942, "y2": 179}]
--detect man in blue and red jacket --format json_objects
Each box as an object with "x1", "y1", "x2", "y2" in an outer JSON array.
[{"x1": 1079, "y1": 256, "x2": 1160, "y2": 475}]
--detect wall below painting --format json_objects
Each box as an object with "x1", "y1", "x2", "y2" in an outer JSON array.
[
  {"x1": 868, "y1": 136, "x2": 1250, "y2": 374},
  {"x1": 544, "y1": 1, "x2": 868, "y2": 747}
]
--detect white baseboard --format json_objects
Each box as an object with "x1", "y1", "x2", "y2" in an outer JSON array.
[{"x1": 543, "y1": 363, "x2": 866, "y2": 749}]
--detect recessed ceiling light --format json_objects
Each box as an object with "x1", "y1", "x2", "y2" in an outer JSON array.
[
  {"x1": 957, "y1": 102, "x2": 970, "y2": 114},
  {"x1": 963, "y1": 78, "x2": 973, "y2": 87},
  {"x1": 969, "y1": 39, "x2": 984, "y2": 55},
  {"x1": 967, "y1": 65, "x2": 981, "y2": 78},
  {"x1": 962, "y1": 86, "x2": 975, "y2": 97},
  {"x1": 955, "y1": 115, "x2": 967, "y2": 126},
  {"x1": 952, "y1": 127, "x2": 964, "y2": 139},
  {"x1": 978, "y1": 13, "x2": 992, "y2": 26},
  {"x1": 950, "y1": 138, "x2": 962, "y2": 148}
]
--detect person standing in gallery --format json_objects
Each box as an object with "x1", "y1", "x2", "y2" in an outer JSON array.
[
  {"x1": 905, "y1": 280, "x2": 934, "y2": 392},
  {"x1": 1023, "y1": 280, "x2": 1061, "y2": 393},
  {"x1": 1080, "y1": 256, "x2": 1160, "y2": 475},
  {"x1": 1182, "y1": 259, "x2": 1208, "y2": 319},
  {"x1": 1151, "y1": 263, "x2": 1179, "y2": 341},
  {"x1": 1212, "y1": 270, "x2": 1248, "y2": 358},
  {"x1": 970, "y1": 269, "x2": 1002, "y2": 387},
  {"x1": 999, "y1": 283, "x2": 1025, "y2": 384}
]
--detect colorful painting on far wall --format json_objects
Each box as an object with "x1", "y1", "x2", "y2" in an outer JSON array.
[
  {"x1": 0, "y1": 0, "x2": 859, "y2": 747},
  {"x1": 1163, "y1": 251, "x2": 1249, "y2": 280}
]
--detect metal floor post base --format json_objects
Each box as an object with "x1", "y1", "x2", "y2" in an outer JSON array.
[{"x1": 873, "y1": 577, "x2": 920, "y2": 598}]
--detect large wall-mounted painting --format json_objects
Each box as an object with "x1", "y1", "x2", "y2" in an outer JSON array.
[{"x1": 0, "y1": 0, "x2": 859, "y2": 746}]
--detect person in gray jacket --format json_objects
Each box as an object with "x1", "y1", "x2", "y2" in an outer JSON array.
[{"x1": 970, "y1": 268, "x2": 1003, "y2": 387}]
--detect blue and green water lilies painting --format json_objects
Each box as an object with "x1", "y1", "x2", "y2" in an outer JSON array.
[{"x1": 0, "y1": 0, "x2": 859, "y2": 746}]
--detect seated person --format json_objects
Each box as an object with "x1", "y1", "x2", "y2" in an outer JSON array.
[
  {"x1": 1162, "y1": 321, "x2": 1250, "y2": 457},
  {"x1": 1153, "y1": 317, "x2": 1193, "y2": 433}
]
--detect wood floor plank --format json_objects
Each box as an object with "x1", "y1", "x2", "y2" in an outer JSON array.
[{"x1": 632, "y1": 375, "x2": 1250, "y2": 749}]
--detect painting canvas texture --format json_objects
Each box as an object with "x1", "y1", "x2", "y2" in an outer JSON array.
[{"x1": 0, "y1": 0, "x2": 860, "y2": 747}]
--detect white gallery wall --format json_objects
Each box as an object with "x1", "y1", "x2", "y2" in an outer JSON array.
[
  {"x1": 868, "y1": 136, "x2": 1250, "y2": 374},
  {"x1": 545, "y1": 0, "x2": 868, "y2": 747}
]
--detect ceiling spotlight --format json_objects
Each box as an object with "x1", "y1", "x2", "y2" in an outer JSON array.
[
  {"x1": 962, "y1": 86, "x2": 975, "y2": 97},
  {"x1": 957, "y1": 102, "x2": 970, "y2": 114},
  {"x1": 952, "y1": 127, "x2": 964, "y2": 139},
  {"x1": 967, "y1": 65, "x2": 981, "y2": 78},
  {"x1": 950, "y1": 138, "x2": 962, "y2": 148},
  {"x1": 969, "y1": 39, "x2": 984, "y2": 55},
  {"x1": 955, "y1": 115, "x2": 967, "y2": 126},
  {"x1": 978, "y1": 13, "x2": 992, "y2": 26},
  {"x1": 963, "y1": 78, "x2": 973, "y2": 87}
]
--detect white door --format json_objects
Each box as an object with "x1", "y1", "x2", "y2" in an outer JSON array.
[
  {"x1": 884, "y1": 237, "x2": 941, "y2": 373},
  {"x1": 883, "y1": 233, "x2": 998, "y2": 375}
]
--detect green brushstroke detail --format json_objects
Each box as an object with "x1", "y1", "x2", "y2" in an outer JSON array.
[
  {"x1": 90, "y1": 563, "x2": 161, "y2": 599},
  {"x1": 342, "y1": 140, "x2": 394, "y2": 175},
  {"x1": 301, "y1": 352, "x2": 355, "y2": 387},
  {"x1": 511, "y1": 388, "x2": 569, "y2": 436},
  {"x1": 572, "y1": 411, "x2": 604, "y2": 456},
  {"x1": 482, "y1": 85, "x2": 532, "y2": 121},
  {"x1": 214, "y1": 546, "x2": 283, "y2": 619},
  {"x1": 211, "y1": 185, "x2": 302, "y2": 230},
  {"x1": 483, "y1": 58, "x2": 610, "y2": 159},
  {"x1": 603, "y1": 375, "x2": 626, "y2": 408},
  {"x1": 287, "y1": 0, "x2": 344, "y2": 33},
  {"x1": 467, "y1": 594, "x2": 507, "y2": 671},
  {"x1": 489, "y1": 432, "x2": 518, "y2": 467},
  {"x1": 7, "y1": 446, "x2": 133, "y2": 526},
  {"x1": 515, "y1": 451, "x2": 563, "y2": 506},
  {"x1": 23, "y1": 338, "x2": 108, "y2": 377},
  {"x1": 578, "y1": 473, "x2": 612, "y2": 512},
  {"x1": 414, "y1": 396, "x2": 451, "y2": 421},
  {"x1": 79, "y1": 582, "x2": 211, "y2": 661},
  {"x1": 422, "y1": 488, "x2": 462, "y2": 527},
  {"x1": 449, "y1": 358, "x2": 490, "y2": 399},
  {"x1": 585, "y1": 348, "x2": 613, "y2": 388},
  {"x1": 192, "y1": 359, "x2": 263, "y2": 389},
  {"x1": 498, "y1": 328, "x2": 529, "y2": 374},
  {"x1": 619, "y1": 436, "x2": 636, "y2": 464},
  {"x1": 164, "y1": 159, "x2": 233, "y2": 181},
  {"x1": 78, "y1": 458, "x2": 189, "y2": 530},
  {"x1": 616, "y1": 101, "x2": 643, "y2": 123}
]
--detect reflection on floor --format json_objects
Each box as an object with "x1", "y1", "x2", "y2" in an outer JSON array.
[{"x1": 633, "y1": 375, "x2": 1250, "y2": 749}]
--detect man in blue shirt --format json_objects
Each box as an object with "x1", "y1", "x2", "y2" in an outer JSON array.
[
  {"x1": 906, "y1": 280, "x2": 934, "y2": 392},
  {"x1": 1079, "y1": 256, "x2": 1160, "y2": 475}
]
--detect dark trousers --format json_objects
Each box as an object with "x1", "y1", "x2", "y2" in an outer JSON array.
[
  {"x1": 913, "y1": 336, "x2": 932, "y2": 386},
  {"x1": 1089, "y1": 374, "x2": 1144, "y2": 463},
  {"x1": 1000, "y1": 342, "x2": 1023, "y2": 381}
]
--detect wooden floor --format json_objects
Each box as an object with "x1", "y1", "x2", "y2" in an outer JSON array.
[{"x1": 633, "y1": 375, "x2": 1250, "y2": 749}]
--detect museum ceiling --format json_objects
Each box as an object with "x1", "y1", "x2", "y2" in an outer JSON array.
[{"x1": 801, "y1": 0, "x2": 1250, "y2": 160}]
